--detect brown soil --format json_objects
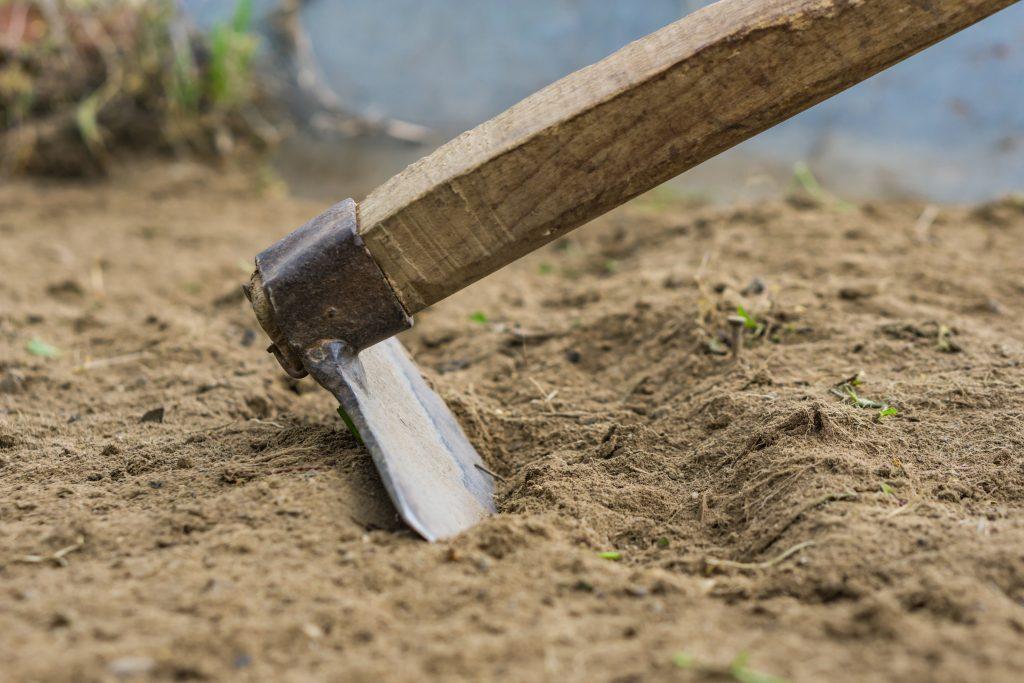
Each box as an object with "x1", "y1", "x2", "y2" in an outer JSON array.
[{"x1": 2, "y1": 163, "x2": 1024, "y2": 682}]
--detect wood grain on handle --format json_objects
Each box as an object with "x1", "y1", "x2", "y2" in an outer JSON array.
[{"x1": 359, "y1": 0, "x2": 1016, "y2": 314}]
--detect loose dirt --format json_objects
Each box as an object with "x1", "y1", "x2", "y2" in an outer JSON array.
[{"x1": 2, "y1": 162, "x2": 1024, "y2": 682}]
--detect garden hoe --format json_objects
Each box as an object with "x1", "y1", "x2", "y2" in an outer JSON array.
[{"x1": 244, "y1": 0, "x2": 1016, "y2": 540}]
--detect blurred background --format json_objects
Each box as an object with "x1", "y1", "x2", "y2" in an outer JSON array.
[{"x1": 3, "y1": 0, "x2": 1022, "y2": 202}]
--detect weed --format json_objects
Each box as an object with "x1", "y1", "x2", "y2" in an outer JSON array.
[
  {"x1": 26, "y1": 338, "x2": 60, "y2": 358},
  {"x1": 830, "y1": 375, "x2": 901, "y2": 422},
  {"x1": 469, "y1": 311, "x2": 489, "y2": 324},
  {"x1": 656, "y1": 537, "x2": 670, "y2": 548},
  {"x1": 537, "y1": 262, "x2": 555, "y2": 275},
  {"x1": 598, "y1": 551, "x2": 622, "y2": 561},
  {"x1": 735, "y1": 305, "x2": 765, "y2": 335},
  {"x1": 880, "y1": 481, "x2": 895, "y2": 496}
]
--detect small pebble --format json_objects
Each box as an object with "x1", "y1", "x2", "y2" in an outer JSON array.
[
  {"x1": 301, "y1": 623, "x2": 324, "y2": 639},
  {"x1": 107, "y1": 656, "x2": 155, "y2": 678}
]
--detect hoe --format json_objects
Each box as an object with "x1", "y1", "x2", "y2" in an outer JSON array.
[{"x1": 243, "y1": 0, "x2": 1016, "y2": 540}]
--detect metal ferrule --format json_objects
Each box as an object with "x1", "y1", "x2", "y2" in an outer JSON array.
[{"x1": 243, "y1": 199, "x2": 413, "y2": 378}]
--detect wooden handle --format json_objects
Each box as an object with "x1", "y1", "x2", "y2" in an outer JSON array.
[{"x1": 358, "y1": 0, "x2": 1016, "y2": 314}]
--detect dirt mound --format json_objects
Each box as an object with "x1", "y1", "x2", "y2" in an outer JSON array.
[{"x1": 2, "y1": 164, "x2": 1023, "y2": 681}]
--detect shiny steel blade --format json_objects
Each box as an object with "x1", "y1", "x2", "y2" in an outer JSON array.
[{"x1": 303, "y1": 337, "x2": 496, "y2": 541}]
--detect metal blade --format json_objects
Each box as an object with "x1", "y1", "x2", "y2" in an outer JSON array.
[{"x1": 303, "y1": 337, "x2": 496, "y2": 541}]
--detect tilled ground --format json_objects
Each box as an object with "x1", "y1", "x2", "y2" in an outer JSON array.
[{"x1": 2, "y1": 162, "x2": 1024, "y2": 682}]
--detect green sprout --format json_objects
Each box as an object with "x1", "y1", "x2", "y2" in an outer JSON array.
[
  {"x1": 878, "y1": 406, "x2": 899, "y2": 420},
  {"x1": 730, "y1": 652, "x2": 790, "y2": 683},
  {"x1": 792, "y1": 161, "x2": 854, "y2": 212},
  {"x1": 26, "y1": 338, "x2": 60, "y2": 358},
  {"x1": 736, "y1": 305, "x2": 765, "y2": 335},
  {"x1": 844, "y1": 385, "x2": 885, "y2": 409},
  {"x1": 880, "y1": 481, "x2": 895, "y2": 496},
  {"x1": 598, "y1": 551, "x2": 622, "y2": 561},
  {"x1": 831, "y1": 380, "x2": 900, "y2": 423},
  {"x1": 468, "y1": 311, "x2": 490, "y2": 324},
  {"x1": 670, "y1": 651, "x2": 789, "y2": 683},
  {"x1": 337, "y1": 406, "x2": 364, "y2": 446},
  {"x1": 671, "y1": 652, "x2": 696, "y2": 669},
  {"x1": 831, "y1": 384, "x2": 887, "y2": 409}
]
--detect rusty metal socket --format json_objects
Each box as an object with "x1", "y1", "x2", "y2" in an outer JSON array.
[{"x1": 244, "y1": 199, "x2": 412, "y2": 378}]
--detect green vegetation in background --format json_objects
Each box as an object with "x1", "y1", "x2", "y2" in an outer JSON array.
[
  {"x1": 207, "y1": 0, "x2": 257, "y2": 108},
  {"x1": 1, "y1": 0, "x2": 266, "y2": 175},
  {"x1": 791, "y1": 161, "x2": 854, "y2": 211}
]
